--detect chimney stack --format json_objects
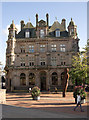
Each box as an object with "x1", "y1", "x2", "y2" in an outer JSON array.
[
  {"x1": 46, "y1": 13, "x2": 49, "y2": 27},
  {"x1": 36, "y1": 14, "x2": 38, "y2": 30},
  {"x1": 20, "y1": 20, "x2": 25, "y2": 31},
  {"x1": 61, "y1": 19, "x2": 66, "y2": 30}
]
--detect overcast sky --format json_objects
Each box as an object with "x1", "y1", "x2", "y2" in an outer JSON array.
[{"x1": 0, "y1": 1, "x2": 87, "y2": 67}]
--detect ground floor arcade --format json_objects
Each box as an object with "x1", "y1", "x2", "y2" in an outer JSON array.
[{"x1": 6, "y1": 68, "x2": 72, "y2": 91}]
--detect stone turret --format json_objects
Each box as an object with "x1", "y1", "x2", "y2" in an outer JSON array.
[
  {"x1": 7, "y1": 20, "x2": 17, "y2": 66},
  {"x1": 8, "y1": 20, "x2": 18, "y2": 39},
  {"x1": 68, "y1": 18, "x2": 77, "y2": 38}
]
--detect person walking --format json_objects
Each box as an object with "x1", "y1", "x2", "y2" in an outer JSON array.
[{"x1": 74, "y1": 93, "x2": 84, "y2": 112}]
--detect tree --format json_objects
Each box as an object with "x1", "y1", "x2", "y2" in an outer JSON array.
[
  {"x1": 82, "y1": 39, "x2": 89, "y2": 85},
  {"x1": 86, "y1": 39, "x2": 89, "y2": 84},
  {"x1": 69, "y1": 52, "x2": 87, "y2": 87}
]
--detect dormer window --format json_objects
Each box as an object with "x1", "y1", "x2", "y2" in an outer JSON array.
[
  {"x1": 25, "y1": 30, "x2": 30, "y2": 38},
  {"x1": 55, "y1": 29, "x2": 60, "y2": 37},
  {"x1": 40, "y1": 29, "x2": 44, "y2": 38}
]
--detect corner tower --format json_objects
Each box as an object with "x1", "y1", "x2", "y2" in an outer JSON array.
[
  {"x1": 68, "y1": 18, "x2": 77, "y2": 39},
  {"x1": 6, "y1": 20, "x2": 17, "y2": 66}
]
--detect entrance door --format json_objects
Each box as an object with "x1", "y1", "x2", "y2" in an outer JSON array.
[{"x1": 40, "y1": 71, "x2": 46, "y2": 91}]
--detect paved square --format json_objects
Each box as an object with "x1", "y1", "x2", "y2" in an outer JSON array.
[{"x1": 2, "y1": 92, "x2": 88, "y2": 118}]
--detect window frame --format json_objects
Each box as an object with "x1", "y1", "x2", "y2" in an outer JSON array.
[
  {"x1": 40, "y1": 57, "x2": 46, "y2": 66},
  {"x1": 40, "y1": 44, "x2": 46, "y2": 52},
  {"x1": 56, "y1": 30, "x2": 60, "y2": 37},
  {"x1": 25, "y1": 30, "x2": 30, "y2": 38},
  {"x1": 51, "y1": 44, "x2": 57, "y2": 52},
  {"x1": 51, "y1": 57, "x2": 57, "y2": 66},
  {"x1": 29, "y1": 57, "x2": 34, "y2": 66},
  {"x1": 40, "y1": 29, "x2": 44, "y2": 38},
  {"x1": 60, "y1": 44, "x2": 66, "y2": 52},
  {"x1": 29, "y1": 45, "x2": 34, "y2": 53}
]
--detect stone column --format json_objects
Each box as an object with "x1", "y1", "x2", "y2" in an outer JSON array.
[
  {"x1": 46, "y1": 70, "x2": 50, "y2": 90},
  {"x1": 58, "y1": 74, "x2": 61, "y2": 86},
  {"x1": 26, "y1": 71, "x2": 29, "y2": 86},
  {"x1": 35, "y1": 70, "x2": 40, "y2": 88},
  {"x1": 50, "y1": 71, "x2": 52, "y2": 85}
]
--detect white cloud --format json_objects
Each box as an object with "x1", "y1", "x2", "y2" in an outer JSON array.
[
  {"x1": 16, "y1": 24, "x2": 20, "y2": 33},
  {"x1": 2, "y1": 25, "x2": 9, "y2": 39}
]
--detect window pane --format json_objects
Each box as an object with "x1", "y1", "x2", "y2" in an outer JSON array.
[
  {"x1": 60, "y1": 44, "x2": 66, "y2": 52},
  {"x1": 25, "y1": 31, "x2": 30, "y2": 38},
  {"x1": 29, "y1": 45, "x2": 34, "y2": 53},
  {"x1": 40, "y1": 45, "x2": 45, "y2": 52},
  {"x1": 56, "y1": 30, "x2": 60, "y2": 37},
  {"x1": 40, "y1": 29, "x2": 44, "y2": 38}
]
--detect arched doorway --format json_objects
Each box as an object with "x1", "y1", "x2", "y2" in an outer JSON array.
[
  {"x1": 29, "y1": 73, "x2": 35, "y2": 85},
  {"x1": 40, "y1": 71, "x2": 46, "y2": 91},
  {"x1": 52, "y1": 72, "x2": 58, "y2": 85},
  {"x1": 20, "y1": 73, "x2": 26, "y2": 85}
]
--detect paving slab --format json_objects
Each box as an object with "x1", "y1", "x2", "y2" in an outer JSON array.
[
  {"x1": 1, "y1": 104, "x2": 87, "y2": 118},
  {"x1": 3, "y1": 92, "x2": 88, "y2": 118},
  {"x1": 0, "y1": 104, "x2": 2, "y2": 120}
]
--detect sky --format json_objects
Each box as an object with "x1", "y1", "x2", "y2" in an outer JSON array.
[{"x1": 0, "y1": 1, "x2": 87, "y2": 68}]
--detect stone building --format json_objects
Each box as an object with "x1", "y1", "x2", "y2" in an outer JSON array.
[{"x1": 5, "y1": 14, "x2": 79, "y2": 91}]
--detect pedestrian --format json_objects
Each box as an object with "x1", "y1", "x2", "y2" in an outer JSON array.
[
  {"x1": 74, "y1": 93, "x2": 84, "y2": 112},
  {"x1": 29, "y1": 88, "x2": 31, "y2": 93},
  {"x1": 48, "y1": 87, "x2": 50, "y2": 93}
]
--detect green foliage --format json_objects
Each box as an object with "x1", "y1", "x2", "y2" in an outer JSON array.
[
  {"x1": 69, "y1": 52, "x2": 87, "y2": 86},
  {"x1": 31, "y1": 86, "x2": 40, "y2": 97},
  {"x1": 73, "y1": 86, "x2": 86, "y2": 99}
]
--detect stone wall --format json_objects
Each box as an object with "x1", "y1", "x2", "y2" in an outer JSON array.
[{"x1": 0, "y1": 89, "x2": 6, "y2": 104}]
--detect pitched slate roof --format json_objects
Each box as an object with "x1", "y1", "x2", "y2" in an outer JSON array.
[
  {"x1": 16, "y1": 28, "x2": 36, "y2": 39},
  {"x1": 24, "y1": 21, "x2": 34, "y2": 28},
  {"x1": 49, "y1": 21, "x2": 65, "y2": 32}
]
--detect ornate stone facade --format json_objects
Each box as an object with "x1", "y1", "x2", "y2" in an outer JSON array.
[{"x1": 5, "y1": 14, "x2": 79, "y2": 91}]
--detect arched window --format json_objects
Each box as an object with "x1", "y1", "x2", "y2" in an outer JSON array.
[
  {"x1": 29, "y1": 73, "x2": 35, "y2": 85},
  {"x1": 52, "y1": 72, "x2": 58, "y2": 85},
  {"x1": 40, "y1": 29, "x2": 44, "y2": 38},
  {"x1": 20, "y1": 73, "x2": 26, "y2": 85}
]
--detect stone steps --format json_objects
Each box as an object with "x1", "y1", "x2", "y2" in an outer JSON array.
[
  {"x1": 49, "y1": 85, "x2": 73, "y2": 92},
  {"x1": 12, "y1": 85, "x2": 73, "y2": 93}
]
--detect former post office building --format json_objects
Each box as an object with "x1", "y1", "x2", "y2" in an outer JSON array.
[{"x1": 5, "y1": 14, "x2": 79, "y2": 91}]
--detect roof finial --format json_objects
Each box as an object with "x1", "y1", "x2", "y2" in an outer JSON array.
[
  {"x1": 29, "y1": 18, "x2": 30, "y2": 23},
  {"x1": 12, "y1": 20, "x2": 14, "y2": 24},
  {"x1": 55, "y1": 17, "x2": 57, "y2": 21}
]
